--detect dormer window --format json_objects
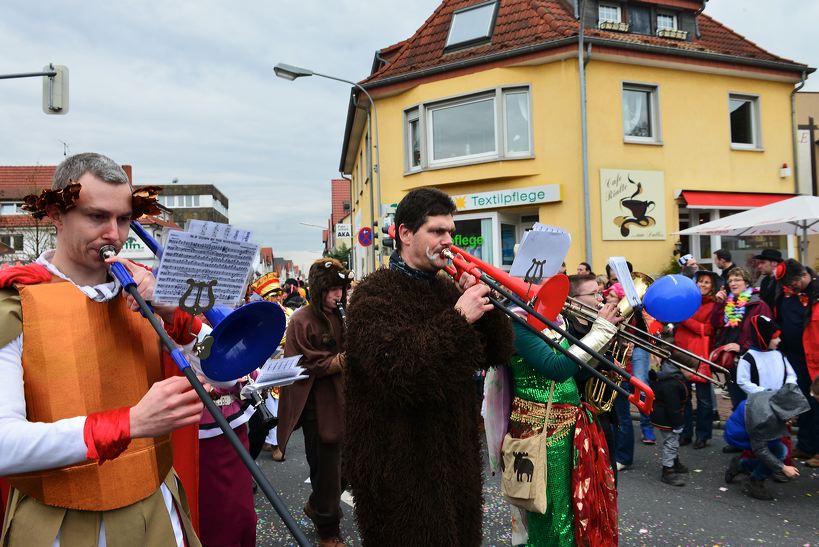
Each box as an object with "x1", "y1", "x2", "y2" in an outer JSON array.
[
  {"x1": 657, "y1": 13, "x2": 677, "y2": 31},
  {"x1": 598, "y1": 4, "x2": 622, "y2": 24},
  {"x1": 445, "y1": 1, "x2": 499, "y2": 50}
]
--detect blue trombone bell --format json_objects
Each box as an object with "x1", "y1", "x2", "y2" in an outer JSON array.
[{"x1": 201, "y1": 301, "x2": 286, "y2": 382}]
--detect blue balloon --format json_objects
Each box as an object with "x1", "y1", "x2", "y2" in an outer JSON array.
[{"x1": 643, "y1": 274, "x2": 701, "y2": 323}]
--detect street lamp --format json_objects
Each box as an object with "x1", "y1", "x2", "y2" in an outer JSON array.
[{"x1": 274, "y1": 62, "x2": 382, "y2": 273}]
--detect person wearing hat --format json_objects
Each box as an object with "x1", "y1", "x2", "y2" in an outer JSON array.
[
  {"x1": 277, "y1": 258, "x2": 352, "y2": 547},
  {"x1": 753, "y1": 249, "x2": 783, "y2": 309},
  {"x1": 247, "y1": 273, "x2": 290, "y2": 462},
  {"x1": 677, "y1": 253, "x2": 699, "y2": 278},
  {"x1": 736, "y1": 315, "x2": 796, "y2": 395},
  {"x1": 675, "y1": 269, "x2": 720, "y2": 449},
  {"x1": 723, "y1": 383, "x2": 809, "y2": 500}
]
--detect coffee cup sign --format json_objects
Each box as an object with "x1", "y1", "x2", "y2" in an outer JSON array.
[{"x1": 599, "y1": 169, "x2": 666, "y2": 241}]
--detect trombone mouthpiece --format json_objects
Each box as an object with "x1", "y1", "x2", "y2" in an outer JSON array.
[
  {"x1": 441, "y1": 248, "x2": 454, "y2": 260},
  {"x1": 99, "y1": 245, "x2": 118, "y2": 260}
]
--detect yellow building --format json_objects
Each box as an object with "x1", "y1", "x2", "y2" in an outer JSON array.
[{"x1": 340, "y1": 0, "x2": 812, "y2": 277}]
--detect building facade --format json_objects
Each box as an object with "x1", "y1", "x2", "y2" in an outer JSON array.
[
  {"x1": 340, "y1": 0, "x2": 812, "y2": 276},
  {"x1": 154, "y1": 183, "x2": 229, "y2": 226}
]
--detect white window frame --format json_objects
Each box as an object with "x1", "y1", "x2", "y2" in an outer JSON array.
[
  {"x1": 729, "y1": 93, "x2": 762, "y2": 150},
  {"x1": 405, "y1": 108, "x2": 422, "y2": 172},
  {"x1": 404, "y1": 85, "x2": 533, "y2": 173},
  {"x1": 622, "y1": 82, "x2": 662, "y2": 144},
  {"x1": 427, "y1": 94, "x2": 498, "y2": 167},
  {"x1": 445, "y1": 0, "x2": 499, "y2": 49},
  {"x1": 656, "y1": 12, "x2": 677, "y2": 31},
  {"x1": 598, "y1": 3, "x2": 622, "y2": 23}
]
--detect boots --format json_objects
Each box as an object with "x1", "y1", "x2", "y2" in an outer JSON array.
[
  {"x1": 724, "y1": 456, "x2": 743, "y2": 484},
  {"x1": 672, "y1": 457, "x2": 689, "y2": 474},
  {"x1": 742, "y1": 478, "x2": 773, "y2": 500},
  {"x1": 661, "y1": 466, "x2": 686, "y2": 486}
]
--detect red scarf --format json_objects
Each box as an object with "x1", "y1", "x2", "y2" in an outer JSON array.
[{"x1": 572, "y1": 403, "x2": 618, "y2": 547}]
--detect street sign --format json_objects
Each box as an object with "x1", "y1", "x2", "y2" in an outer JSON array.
[
  {"x1": 357, "y1": 227, "x2": 373, "y2": 247},
  {"x1": 335, "y1": 223, "x2": 351, "y2": 239}
]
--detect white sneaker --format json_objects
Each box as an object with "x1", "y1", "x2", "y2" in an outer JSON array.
[{"x1": 616, "y1": 462, "x2": 629, "y2": 472}]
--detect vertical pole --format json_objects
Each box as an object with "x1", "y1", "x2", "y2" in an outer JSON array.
[{"x1": 578, "y1": 0, "x2": 592, "y2": 264}]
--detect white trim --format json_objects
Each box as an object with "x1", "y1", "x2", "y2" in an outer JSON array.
[
  {"x1": 728, "y1": 92, "x2": 762, "y2": 149},
  {"x1": 591, "y1": 52, "x2": 802, "y2": 84},
  {"x1": 621, "y1": 81, "x2": 662, "y2": 144}
]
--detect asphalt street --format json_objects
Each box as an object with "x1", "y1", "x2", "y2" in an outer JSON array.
[{"x1": 252, "y1": 422, "x2": 819, "y2": 546}]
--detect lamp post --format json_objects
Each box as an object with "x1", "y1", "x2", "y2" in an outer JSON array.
[{"x1": 274, "y1": 63, "x2": 382, "y2": 274}]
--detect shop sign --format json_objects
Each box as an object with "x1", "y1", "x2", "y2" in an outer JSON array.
[
  {"x1": 450, "y1": 184, "x2": 560, "y2": 211},
  {"x1": 599, "y1": 169, "x2": 666, "y2": 241},
  {"x1": 335, "y1": 223, "x2": 351, "y2": 239}
]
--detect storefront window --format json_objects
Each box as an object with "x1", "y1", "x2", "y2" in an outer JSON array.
[{"x1": 453, "y1": 217, "x2": 493, "y2": 262}]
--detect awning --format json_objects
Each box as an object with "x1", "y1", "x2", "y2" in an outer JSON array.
[{"x1": 678, "y1": 190, "x2": 795, "y2": 210}]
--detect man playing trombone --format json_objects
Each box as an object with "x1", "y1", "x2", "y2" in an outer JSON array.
[
  {"x1": 0, "y1": 153, "x2": 205, "y2": 546},
  {"x1": 343, "y1": 188, "x2": 513, "y2": 546}
]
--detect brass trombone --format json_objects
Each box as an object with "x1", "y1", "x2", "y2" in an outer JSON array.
[
  {"x1": 563, "y1": 296, "x2": 730, "y2": 388},
  {"x1": 441, "y1": 246, "x2": 655, "y2": 415}
]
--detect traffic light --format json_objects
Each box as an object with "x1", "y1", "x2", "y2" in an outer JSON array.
[
  {"x1": 42, "y1": 64, "x2": 69, "y2": 115},
  {"x1": 381, "y1": 212, "x2": 395, "y2": 249}
]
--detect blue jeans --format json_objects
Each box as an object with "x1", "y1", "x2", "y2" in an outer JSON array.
[
  {"x1": 631, "y1": 347, "x2": 653, "y2": 432},
  {"x1": 614, "y1": 380, "x2": 634, "y2": 465},
  {"x1": 682, "y1": 382, "x2": 714, "y2": 442},
  {"x1": 739, "y1": 440, "x2": 787, "y2": 481}
]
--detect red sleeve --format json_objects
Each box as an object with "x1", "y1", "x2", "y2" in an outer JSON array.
[
  {"x1": 0, "y1": 263, "x2": 51, "y2": 288},
  {"x1": 163, "y1": 308, "x2": 203, "y2": 345}
]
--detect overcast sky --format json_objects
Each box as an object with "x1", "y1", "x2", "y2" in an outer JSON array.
[{"x1": 1, "y1": 0, "x2": 816, "y2": 272}]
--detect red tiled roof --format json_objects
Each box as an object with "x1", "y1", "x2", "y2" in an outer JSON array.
[
  {"x1": 0, "y1": 215, "x2": 53, "y2": 228},
  {"x1": 0, "y1": 166, "x2": 56, "y2": 199},
  {"x1": 364, "y1": 0, "x2": 808, "y2": 86},
  {"x1": 0, "y1": 165, "x2": 134, "y2": 200},
  {"x1": 330, "y1": 179, "x2": 351, "y2": 226},
  {"x1": 259, "y1": 247, "x2": 274, "y2": 266}
]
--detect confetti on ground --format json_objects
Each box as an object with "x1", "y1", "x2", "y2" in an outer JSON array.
[{"x1": 719, "y1": 487, "x2": 728, "y2": 491}]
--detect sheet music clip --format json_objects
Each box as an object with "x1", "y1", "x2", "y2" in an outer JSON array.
[
  {"x1": 178, "y1": 278, "x2": 218, "y2": 316},
  {"x1": 523, "y1": 258, "x2": 547, "y2": 285}
]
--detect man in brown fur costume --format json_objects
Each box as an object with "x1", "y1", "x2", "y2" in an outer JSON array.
[
  {"x1": 344, "y1": 188, "x2": 513, "y2": 545},
  {"x1": 277, "y1": 258, "x2": 353, "y2": 547}
]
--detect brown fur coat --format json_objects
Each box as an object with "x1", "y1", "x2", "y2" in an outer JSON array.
[{"x1": 344, "y1": 268, "x2": 512, "y2": 546}]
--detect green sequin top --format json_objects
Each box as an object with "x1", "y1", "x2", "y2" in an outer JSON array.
[{"x1": 510, "y1": 323, "x2": 580, "y2": 405}]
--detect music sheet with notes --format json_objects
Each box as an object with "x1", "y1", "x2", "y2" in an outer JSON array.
[{"x1": 153, "y1": 222, "x2": 258, "y2": 308}]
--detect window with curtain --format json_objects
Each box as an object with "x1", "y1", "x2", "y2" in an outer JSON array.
[
  {"x1": 405, "y1": 86, "x2": 532, "y2": 171},
  {"x1": 622, "y1": 83, "x2": 660, "y2": 143}
]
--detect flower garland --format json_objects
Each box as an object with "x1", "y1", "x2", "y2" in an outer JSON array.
[{"x1": 723, "y1": 287, "x2": 754, "y2": 327}]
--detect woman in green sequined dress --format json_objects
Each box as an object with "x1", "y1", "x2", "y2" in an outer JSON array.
[{"x1": 507, "y1": 305, "x2": 620, "y2": 547}]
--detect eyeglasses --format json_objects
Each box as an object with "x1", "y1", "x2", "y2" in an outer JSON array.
[{"x1": 575, "y1": 291, "x2": 604, "y2": 298}]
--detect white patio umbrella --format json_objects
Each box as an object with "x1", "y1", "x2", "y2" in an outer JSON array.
[{"x1": 676, "y1": 195, "x2": 819, "y2": 264}]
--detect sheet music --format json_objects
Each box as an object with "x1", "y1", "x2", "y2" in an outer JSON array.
[
  {"x1": 186, "y1": 220, "x2": 252, "y2": 242},
  {"x1": 153, "y1": 227, "x2": 258, "y2": 307},
  {"x1": 509, "y1": 224, "x2": 571, "y2": 280},
  {"x1": 256, "y1": 355, "x2": 306, "y2": 384},
  {"x1": 608, "y1": 256, "x2": 641, "y2": 309}
]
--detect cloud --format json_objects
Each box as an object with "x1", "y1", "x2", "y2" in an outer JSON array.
[{"x1": 0, "y1": 0, "x2": 815, "y2": 274}]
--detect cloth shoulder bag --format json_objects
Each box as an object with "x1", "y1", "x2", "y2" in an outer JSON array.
[{"x1": 500, "y1": 382, "x2": 554, "y2": 514}]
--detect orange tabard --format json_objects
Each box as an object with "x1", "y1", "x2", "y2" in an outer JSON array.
[{"x1": 5, "y1": 281, "x2": 172, "y2": 511}]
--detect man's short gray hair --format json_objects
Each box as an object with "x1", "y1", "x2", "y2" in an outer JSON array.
[{"x1": 52, "y1": 152, "x2": 130, "y2": 190}]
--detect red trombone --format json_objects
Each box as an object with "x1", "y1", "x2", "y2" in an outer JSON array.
[{"x1": 442, "y1": 244, "x2": 654, "y2": 415}]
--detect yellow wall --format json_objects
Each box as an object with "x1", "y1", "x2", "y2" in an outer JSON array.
[{"x1": 349, "y1": 55, "x2": 798, "y2": 275}]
